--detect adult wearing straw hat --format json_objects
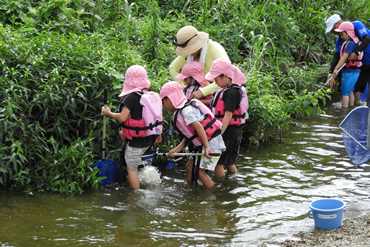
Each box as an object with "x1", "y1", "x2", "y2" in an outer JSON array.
[
  {"x1": 325, "y1": 14, "x2": 370, "y2": 104},
  {"x1": 169, "y1": 25, "x2": 229, "y2": 100}
]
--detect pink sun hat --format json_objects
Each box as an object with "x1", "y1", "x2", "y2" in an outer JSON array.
[
  {"x1": 176, "y1": 61, "x2": 207, "y2": 86},
  {"x1": 119, "y1": 65, "x2": 151, "y2": 97},
  {"x1": 205, "y1": 58, "x2": 246, "y2": 86},
  {"x1": 159, "y1": 81, "x2": 187, "y2": 108},
  {"x1": 334, "y1": 21, "x2": 359, "y2": 44}
]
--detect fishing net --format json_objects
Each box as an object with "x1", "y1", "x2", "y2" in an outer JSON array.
[
  {"x1": 92, "y1": 159, "x2": 119, "y2": 185},
  {"x1": 339, "y1": 106, "x2": 370, "y2": 166}
]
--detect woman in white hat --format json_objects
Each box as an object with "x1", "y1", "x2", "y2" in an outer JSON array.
[{"x1": 169, "y1": 25, "x2": 229, "y2": 99}]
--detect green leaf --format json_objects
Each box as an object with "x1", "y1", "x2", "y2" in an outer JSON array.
[
  {"x1": 94, "y1": 14, "x2": 103, "y2": 22},
  {"x1": 0, "y1": 168, "x2": 8, "y2": 173},
  {"x1": 310, "y1": 98, "x2": 318, "y2": 105},
  {"x1": 305, "y1": 107, "x2": 313, "y2": 117}
]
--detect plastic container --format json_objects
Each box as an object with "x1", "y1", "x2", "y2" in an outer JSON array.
[{"x1": 307, "y1": 199, "x2": 346, "y2": 229}]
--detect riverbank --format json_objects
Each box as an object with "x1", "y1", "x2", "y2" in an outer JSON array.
[{"x1": 261, "y1": 213, "x2": 370, "y2": 246}]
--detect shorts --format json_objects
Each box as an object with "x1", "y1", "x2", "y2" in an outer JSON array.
[
  {"x1": 354, "y1": 65, "x2": 370, "y2": 93},
  {"x1": 124, "y1": 145, "x2": 150, "y2": 170},
  {"x1": 341, "y1": 72, "x2": 359, "y2": 96},
  {"x1": 217, "y1": 137, "x2": 242, "y2": 166}
]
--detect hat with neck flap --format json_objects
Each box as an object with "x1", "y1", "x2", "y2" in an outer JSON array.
[
  {"x1": 334, "y1": 21, "x2": 359, "y2": 43},
  {"x1": 119, "y1": 65, "x2": 151, "y2": 97},
  {"x1": 205, "y1": 58, "x2": 246, "y2": 86},
  {"x1": 159, "y1": 81, "x2": 187, "y2": 108},
  {"x1": 176, "y1": 61, "x2": 208, "y2": 86}
]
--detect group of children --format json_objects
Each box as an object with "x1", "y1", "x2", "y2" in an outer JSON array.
[
  {"x1": 101, "y1": 58, "x2": 249, "y2": 189},
  {"x1": 325, "y1": 16, "x2": 370, "y2": 107}
]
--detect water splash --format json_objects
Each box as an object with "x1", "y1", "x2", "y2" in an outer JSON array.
[{"x1": 138, "y1": 166, "x2": 162, "y2": 185}]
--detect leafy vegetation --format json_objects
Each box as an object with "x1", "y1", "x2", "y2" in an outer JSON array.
[{"x1": 1, "y1": 0, "x2": 369, "y2": 193}]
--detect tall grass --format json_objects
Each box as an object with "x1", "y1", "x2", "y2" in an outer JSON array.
[
  {"x1": 0, "y1": 28, "x2": 145, "y2": 193},
  {"x1": 1, "y1": 0, "x2": 369, "y2": 193}
]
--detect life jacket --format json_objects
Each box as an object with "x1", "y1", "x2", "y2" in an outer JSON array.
[
  {"x1": 340, "y1": 41, "x2": 363, "y2": 68},
  {"x1": 183, "y1": 81, "x2": 212, "y2": 100},
  {"x1": 118, "y1": 91, "x2": 162, "y2": 140},
  {"x1": 171, "y1": 99, "x2": 222, "y2": 147},
  {"x1": 211, "y1": 85, "x2": 249, "y2": 126}
]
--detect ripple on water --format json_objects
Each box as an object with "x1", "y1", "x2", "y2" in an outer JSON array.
[{"x1": 3, "y1": 100, "x2": 370, "y2": 247}]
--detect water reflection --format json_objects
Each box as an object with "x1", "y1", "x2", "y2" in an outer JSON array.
[{"x1": 1, "y1": 99, "x2": 370, "y2": 246}]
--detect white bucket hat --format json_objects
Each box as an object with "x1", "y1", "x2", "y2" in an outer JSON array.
[{"x1": 325, "y1": 14, "x2": 341, "y2": 34}]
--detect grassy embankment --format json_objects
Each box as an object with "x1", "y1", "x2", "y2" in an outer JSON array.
[{"x1": 1, "y1": 0, "x2": 369, "y2": 193}]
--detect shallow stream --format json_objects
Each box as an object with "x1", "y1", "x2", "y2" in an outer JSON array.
[{"x1": 1, "y1": 98, "x2": 370, "y2": 246}]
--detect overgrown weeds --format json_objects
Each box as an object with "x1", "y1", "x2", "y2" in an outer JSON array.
[{"x1": 1, "y1": 0, "x2": 369, "y2": 193}]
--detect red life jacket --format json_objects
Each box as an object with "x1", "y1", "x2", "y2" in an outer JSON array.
[
  {"x1": 211, "y1": 85, "x2": 249, "y2": 126},
  {"x1": 171, "y1": 99, "x2": 222, "y2": 147},
  {"x1": 340, "y1": 41, "x2": 363, "y2": 68},
  {"x1": 119, "y1": 91, "x2": 162, "y2": 140}
]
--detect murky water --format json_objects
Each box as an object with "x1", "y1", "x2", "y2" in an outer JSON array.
[{"x1": 1, "y1": 98, "x2": 370, "y2": 247}]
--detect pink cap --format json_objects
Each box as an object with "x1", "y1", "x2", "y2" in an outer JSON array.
[
  {"x1": 334, "y1": 21, "x2": 359, "y2": 44},
  {"x1": 176, "y1": 61, "x2": 207, "y2": 86},
  {"x1": 159, "y1": 81, "x2": 187, "y2": 108},
  {"x1": 205, "y1": 58, "x2": 246, "y2": 86},
  {"x1": 119, "y1": 65, "x2": 151, "y2": 97}
]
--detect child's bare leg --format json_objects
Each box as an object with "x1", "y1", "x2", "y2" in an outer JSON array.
[
  {"x1": 126, "y1": 168, "x2": 139, "y2": 189},
  {"x1": 215, "y1": 164, "x2": 225, "y2": 178},
  {"x1": 227, "y1": 164, "x2": 237, "y2": 173},
  {"x1": 124, "y1": 145, "x2": 150, "y2": 189},
  {"x1": 342, "y1": 95, "x2": 349, "y2": 107},
  {"x1": 198, "y1": 168, "x2": 213, "y2": 188},
  {"x1": 349, "y1": 91, "x2": 355, "y2": 106},
  {"x1": 186, "y1": 160, "x2": 194, "y2": 181},
  {"x1": 355, "y1": 91, "x2": 361, "y2": 104}
]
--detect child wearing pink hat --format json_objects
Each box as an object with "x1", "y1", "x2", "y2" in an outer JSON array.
[
  {"x1": 205, "y1": 58, "x2": 249, "y2": 178},
  {"x1": 160, "y1": 81, "x2": 225, "y2": 188},
  {"x1": 176, "y1": 61, "x2": 212, "y2": 106},
  {"x1": 330, "y1": 22, "x2": 362, "y2": 108},
  {"x1": 101, "y1": 65, "x2": 162, "y2": 189}
]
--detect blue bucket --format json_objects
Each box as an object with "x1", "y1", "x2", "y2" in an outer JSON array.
[
  {"x1": 307, "y1": 199, "x2": 345, "y2": 229},
  {"x1": 141, "y1": 150, "x2": 157, "y2": 167}
]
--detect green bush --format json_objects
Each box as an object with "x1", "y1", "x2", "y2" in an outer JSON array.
[
  {"x1": 2, "y1": 0, "x2": 367, "y2": 193},
  {"x1": 0, "y1": 27, "x2": 145, "y2": 193}
]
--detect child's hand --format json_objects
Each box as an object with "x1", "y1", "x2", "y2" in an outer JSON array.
[
  {"x1": 204, "y1": 147, "x2": 211, "y2": 159},
  {"x1": 101, "y1": 106, "x2": 111, "y2": 116},
  {"x1": 167, "y1": 149, "x2": 176, "y2": 158},
  {"x1": 155, "y1": 135, "x2": 162, "y2": 144},
  {"x1": 190, "y1": 90, "x2": 203, "y2": 100},
  {"x1": 119, "y1": 130, "x2": 126, "y2": 141}
]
